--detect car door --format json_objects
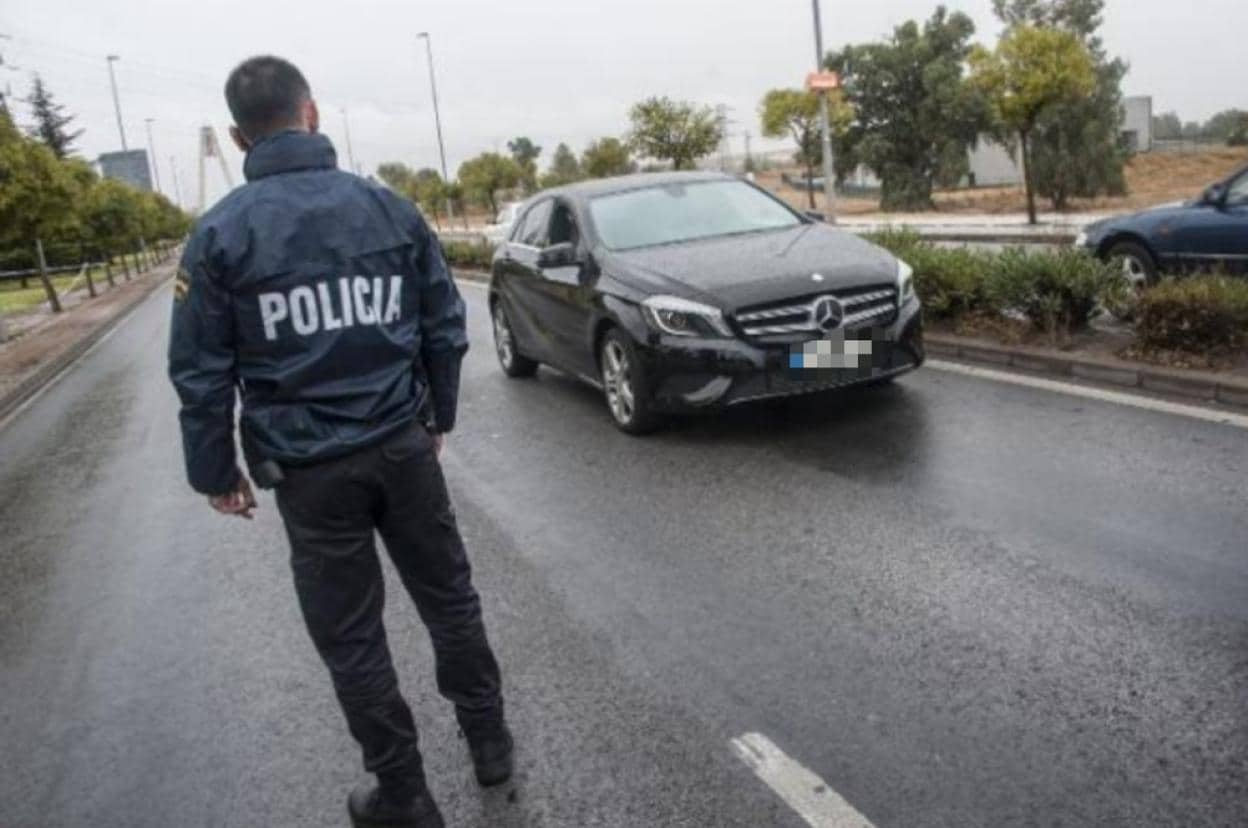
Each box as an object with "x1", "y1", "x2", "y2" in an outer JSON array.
[
  {"x1": 1172, "y1": 170, "x2": 1248, "y2": 274},
  {"x1": 497, "y1": 199, "x2": 555, "y2": 360},
  {"x1": 530, "y1": 199, "x2": 599, "y2": 377}
]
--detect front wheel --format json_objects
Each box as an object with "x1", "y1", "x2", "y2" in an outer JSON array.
[
  {"x1": 492, "y1": 299, "x2": 538, "y2": 378},
  {"x1": 1106, "y1": 241, "x2": 1158, "y2": 289},
  {"x1": 599, "y1": 329, "x2": 662, "y2": 435}
]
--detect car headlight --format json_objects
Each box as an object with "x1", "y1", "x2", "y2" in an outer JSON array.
[
  {"x1": 1074, "y1": 230, "x2": 1089, "y2": 247},
  {"x1": 641, "y1": 295, "x2": 733, "y2": 338},
  {"x1": 896, "y1": 259, "x2": 915, "y2": 302}
]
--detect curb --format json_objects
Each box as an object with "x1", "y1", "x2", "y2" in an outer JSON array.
[
  {"x1": 926, "y1": 333, "x2": 1248, "y2": 411},
  {"x1": 0, "y1": 269, "x2": 175, "y2": 424}
]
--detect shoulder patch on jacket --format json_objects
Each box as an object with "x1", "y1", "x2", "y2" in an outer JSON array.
[{"x1": 173, "y1": 268, "x2": 191, "y2": 303}]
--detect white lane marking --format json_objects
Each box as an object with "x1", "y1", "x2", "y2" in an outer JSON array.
[
  {"x1": 456, "y1": 278, "x2": 488, "y2": 289},
  {"x1": 928, "y1": 359, "x2": 1248, "y2": 430},
  {"x1": 0, "y1": 280, "x2": 171, "y2": 433},
  {"x1": 731, "y1": 733, "x2": 876, "y2": 828}
]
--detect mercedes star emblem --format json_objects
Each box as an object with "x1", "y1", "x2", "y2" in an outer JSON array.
[{"x1": 812, "y1": 297, "x2": 843, "y2": 333}]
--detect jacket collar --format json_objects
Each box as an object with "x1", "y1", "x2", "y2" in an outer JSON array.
[{"x1": 243, "y1": 130, "x2": 338, "y2": 181}]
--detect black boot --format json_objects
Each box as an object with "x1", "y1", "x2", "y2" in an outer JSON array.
[
  {"x1": 462, "y1": 720, "x2": 514, "y2": 787},
  {"x1": 347, "y1": 782, "x2": 444, "y2": 828}
]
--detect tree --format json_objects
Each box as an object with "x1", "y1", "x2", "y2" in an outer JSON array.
[
  {"x1": 457, "y1": 152, "x2": 522, "y2": 216},
  {"x1": 1202, "y1": 109, "x2": 1248, "y2": 142},
  {"x1": 541, "y1": 143, "x2": 583, "y2": 188},
  {"x1": 581, "y1": 137, "x2": 635, "y2": 179},
  {"x1": 376, "y1": 161, "x2": 418, "y2": 198},
  {"x1": 1228, "y1": 116, "x2": 1248, "y2": 147},
  {"x1": 992, "y1": 0, "x2": 1129, "y2": 209},
  {"x1": 627, "y1": 97, "x2": 723, "y2": 171},
  {"x1": 411, "y1": 168, "x2": 448, "y2": 224},
  {"x1": 377, "y1": 162, "x2": 449, "y2": 226},
  {"x1": 970, "y1": 25, "x2": 1096, "y2": 224},
  {"x1": 0, "y1": 110, "x2": 78, "y2": 249},
  {"x1": 826, "y1": 8, "x2": 989, "y2": 211},
  {"x1": 507, "y1": 137, "x2": 542, "y2": 192},
  {"x1": 1152, "y1": 111, "x2": 1183, "y2": 141},
  {"x1": 759, "y1": 89, "x2": 823, "y2": 209},
  {"x1": 26, "y1": 74, "x2": 83, "y2": 159}
]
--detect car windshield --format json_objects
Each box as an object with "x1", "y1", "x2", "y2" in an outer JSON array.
[{"x1": 589, "y1": 180, "x2": 804, "y2": 251}]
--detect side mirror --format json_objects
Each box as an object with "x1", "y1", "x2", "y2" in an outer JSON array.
[
  {"x1": 804, "y1": 210, "x2": 827, "y2": 222},
  {"x1": 537, "y1": 242, "x2": 578, "y2": 268},
  {"x1": 1202, "y1": 184, "x2": 1227, "y2": 206}
]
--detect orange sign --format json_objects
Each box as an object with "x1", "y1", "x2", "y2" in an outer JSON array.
[{"x1": 805, "y1": 71, "x2": 841, "y2": 92}]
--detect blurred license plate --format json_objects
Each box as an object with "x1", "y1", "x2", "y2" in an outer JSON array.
[{"x1": 787, "y1": 330, "x2": 891, "y2": 373}]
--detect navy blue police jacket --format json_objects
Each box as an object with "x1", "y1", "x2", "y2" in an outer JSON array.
[{"x1": 168, "y1": 130, "x2": 467, "y2": 496}]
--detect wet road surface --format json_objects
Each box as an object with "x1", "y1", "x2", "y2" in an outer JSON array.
[{"x1": 1, "y1": 281, "x2": 1245, "y2": 827}]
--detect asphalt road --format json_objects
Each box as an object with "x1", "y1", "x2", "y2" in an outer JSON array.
[{"x1": 1, "y1": 281, "x2": 1245, "y2": 828}]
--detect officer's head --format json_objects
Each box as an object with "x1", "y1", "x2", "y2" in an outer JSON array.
[{"x1": 224, "y1": 55, "x2": 320, "y2": 151}]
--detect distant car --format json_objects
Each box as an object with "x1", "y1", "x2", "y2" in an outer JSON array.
[
  {"x1": 487, "y1": 172, "x2": 925, "y2": 433},
  {"x1": 1077, "y1": 164, "x2": 1248, "y2": 284},
  {"x1": 483, "y1": 202, "x2": 524, "y2": 246}
]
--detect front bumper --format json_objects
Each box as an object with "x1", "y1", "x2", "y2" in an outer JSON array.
[{"x1": 638, "y1": 299, "x2": 925, "y2": 412}]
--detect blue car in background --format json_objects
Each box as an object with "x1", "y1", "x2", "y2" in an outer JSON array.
[{"x1": 1077, "y1": 164, "x2": 1248, "y2": 285}]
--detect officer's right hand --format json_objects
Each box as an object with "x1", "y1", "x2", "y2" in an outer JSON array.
[
  {"x1": 209, "y1": 477, "x2": 257, "y2": 520},
  {"x1": 432, "y1": 432, "x2": 445, "y2": 457}
]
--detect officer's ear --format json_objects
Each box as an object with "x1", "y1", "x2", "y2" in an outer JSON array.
[
  {"x1": 304, "y1": 99, "x2": 320, "y2": 134},
  {"x1": 229, "y1": 125, "x2": 251, "y2": 153}
]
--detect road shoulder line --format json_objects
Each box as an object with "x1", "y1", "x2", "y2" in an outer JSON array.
[
  {"x1": 926, "y1": 333, "x2": 1248, "y2": 411},
  {"x1": 929, "y1": 359, "x2": 1248, "y2": 429},
  {"x1": 731, "y1": 733, "x2": 876, "y2": 828}
]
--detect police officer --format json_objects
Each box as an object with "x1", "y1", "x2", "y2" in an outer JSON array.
[{"x1": 168, "y1": 56, "x2": 510, "y2": 828}]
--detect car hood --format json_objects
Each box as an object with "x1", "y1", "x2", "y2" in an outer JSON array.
[
  {"x1": 602, "y1": 224, "x2": 900, "y2": 309},
  {"x1": 1086, "y1": 201, "x2": 1194, "y2": 236}
]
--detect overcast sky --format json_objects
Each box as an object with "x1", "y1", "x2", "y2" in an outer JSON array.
[{"x1": 2, "y1": 0, "x2": 1243, "y2": 208}]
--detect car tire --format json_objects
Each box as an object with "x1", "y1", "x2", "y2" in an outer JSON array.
[
  {"x1": 598, "y1": 328, "x2": 662, "y2": 435},
  {"x1": 491, "y1": 299, "x2": 538, "y2": 378},
  {"x1": 1105, "y1": 240, "x2": 1158, "y2": 288}
]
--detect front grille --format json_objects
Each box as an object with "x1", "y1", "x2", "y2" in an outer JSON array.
[{"x1": 734, "y1": 284, "x2": 898, "y2": 342}]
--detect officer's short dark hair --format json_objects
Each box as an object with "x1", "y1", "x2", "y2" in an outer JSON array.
[{"x1": 224, "y1": 55, "x2": 311, "y2": 141}]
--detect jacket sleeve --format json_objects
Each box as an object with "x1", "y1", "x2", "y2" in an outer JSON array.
[
  {"x1": 412, "y1": 214, "x2": 469, "y2": 433},
  {"x1": 167, "y1": 232, "x2": 241, "y2": 496}
]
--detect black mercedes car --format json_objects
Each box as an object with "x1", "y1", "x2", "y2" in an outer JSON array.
[{"x1": 487, "y1": 172, "x2": 924, "y2": 433}]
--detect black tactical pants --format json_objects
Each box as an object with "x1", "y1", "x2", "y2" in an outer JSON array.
[{"x1": 274, "y1": 422, "x2": 503, "y2": 787}]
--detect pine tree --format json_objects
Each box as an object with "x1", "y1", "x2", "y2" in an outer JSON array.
[{"x1": 27, "y1": 74, "x2": 83, "y2": 159}]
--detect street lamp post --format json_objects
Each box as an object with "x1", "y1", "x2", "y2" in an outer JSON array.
[
  {"x1": 341, "y1": 107, "x2": 359, "y2": 174},
  {"x1": 416, "y1": 32, "x2": 454, "y2": 222},
  {"x1": 169, "y1": 156, "x2": 183, "y2": 208},
  {"x1": 144, "y1": 118, "x2": 162, "y2": 193},
  {"x1": 106, "y1": 55, "x2": 127, "y2": 150},
  {"x1": 811, "y1": 0, "x2": 837, "y2": 222}
]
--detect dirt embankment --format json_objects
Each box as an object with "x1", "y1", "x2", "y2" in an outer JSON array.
[{"x1": 756, "y1": 147, "x2": 1248, "y2": 216}]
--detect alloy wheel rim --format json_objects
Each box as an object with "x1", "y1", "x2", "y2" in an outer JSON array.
[
  {"x1": 493, "y1": 306, "x2": 514, "y2": 369},
  {"x1": 1121, "y1": 255, "x2": 1148, "y2": 289},
  {"x1": 601, "y1": 341, "x2": 635, "y2": 424}
]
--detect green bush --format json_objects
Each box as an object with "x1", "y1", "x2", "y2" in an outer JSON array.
[
  {"x1": 866, "y1": 229, "x2": 995, "y2": 320},
  {"x1": 983, "y1": 247, "x2": 1123, "y2": 342},
  {"x1": 1134, "y1": 276, "x2": 1248, "y2": 354},
  {"x1": 441, "y1": 240, "x2": 494, "y2": 271}
]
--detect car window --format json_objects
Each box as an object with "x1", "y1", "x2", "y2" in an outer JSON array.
[
  {"x1": 548, "y1": 203, "x2": 579, "y2": 247},
  {"x1": 515, "y1": 200, "x2": 553, "y2": 247},
  {"x1": 1226, "y1": 173, "x2": 1248, "y2": 206},
  {"x1": 589, "y1": 180, "x2": 803, "y2": 251}
]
